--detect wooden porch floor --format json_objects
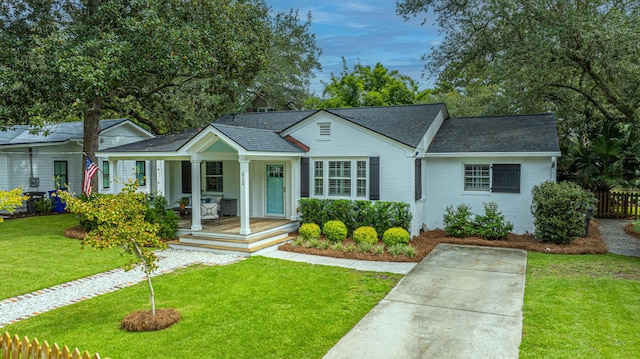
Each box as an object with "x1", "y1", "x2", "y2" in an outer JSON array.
[{"x1": 178, "y1": 216, "x2": 297, "y2": 234}]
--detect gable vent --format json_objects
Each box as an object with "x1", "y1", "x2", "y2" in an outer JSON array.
[{"x1": 318, "y1": 123, "x2": 331, "y2": 138}]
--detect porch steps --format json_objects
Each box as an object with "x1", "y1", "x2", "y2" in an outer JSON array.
[{"x1": 167, "y1": 234, "x2": 294, "y2": 257}]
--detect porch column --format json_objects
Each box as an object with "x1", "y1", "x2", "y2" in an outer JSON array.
[
  {"x1": 108, "y1": 160, "x2": 117, "y2": 194},
  {"x1": 190, "y1": 159, "x2": 202, "y2": 231},
  {"x1": 239, "y1": 158, "x2": 251, "y2": 235},
  {"x1": 289, "y1": 159, "x2": 300, "y2": 221}
]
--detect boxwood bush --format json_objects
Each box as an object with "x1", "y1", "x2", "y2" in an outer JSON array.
[
  {"x1": 298, "y1": 223, "x2": 321, "y2": 240},
  {"x1": 531, "y1": 181, "x2": 596, "y2": 244},
  {"x1": 352, "y1": 226, "x2": 378, "y2": 244},
  {"x1": 323, "y1": 220, "x2": 348, "y2": 243},
  {"x1": 298, "y1": 198, "x2": 411, "y2": 235},
  {"x1": 382, "y1": 227, "x2": 410, "y2": 246}
]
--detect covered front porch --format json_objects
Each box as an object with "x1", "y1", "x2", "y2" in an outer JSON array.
[
  {"x1": 169, "y1": 216, "x2": 299, "y2": 256},
  {"x1": 99, "y1": 122, "x2": 307, "y2": 255}
]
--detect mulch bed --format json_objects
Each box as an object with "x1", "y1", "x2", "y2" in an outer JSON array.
[
  {"x1": 279, "y1": 220, "x2": 608, "y2": 262},
  {"x1": 121, "y1": 308, "x2": 181, "y2": 332},
  {"x1": 624, "y1": 222, "x2": 640, "y2": 240}
]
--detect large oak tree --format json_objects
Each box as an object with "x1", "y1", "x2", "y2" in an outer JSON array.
[{"x1": 0, "y1": 0, "x2": 271, "y2": 190}]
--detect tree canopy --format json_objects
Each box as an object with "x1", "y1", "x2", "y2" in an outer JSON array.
[
  {"x1": 397, "y1": 0, "x2": 640, "y2": 130},
  {"x1": 307, "y1": 60, "x2": 419, "y2": 108}
]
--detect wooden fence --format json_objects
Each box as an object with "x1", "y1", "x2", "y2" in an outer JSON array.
[
  {"x1": 593, "y1": 191, "x2": 640, "y2": 219},
  {"x1": 1, "y1": 332, "x2": 109, "y2": 359}
]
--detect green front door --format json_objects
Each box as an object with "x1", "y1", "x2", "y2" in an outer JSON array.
[{"x1": 266, "y1": 164, "x2": 284, "y2": 215}]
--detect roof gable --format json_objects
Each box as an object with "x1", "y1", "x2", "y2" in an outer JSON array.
[
  {"x1": 0, "y1": 119, "x2": 149, "y2": 147},
  {"x1": 427, "y1": 113, "x2": 560, "y2": 154}
]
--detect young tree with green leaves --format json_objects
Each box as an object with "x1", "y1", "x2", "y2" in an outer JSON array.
[
  {"x1": 58, "y1": 181, "x2": 165, "y2": 315},
  {"x1": 307, "y1": 59, "x2": 419, "y2": 108}
]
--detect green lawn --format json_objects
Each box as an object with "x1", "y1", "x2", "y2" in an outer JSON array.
[
  {"x1": 521, "y1": 252, "x2": 640, "y2": 358},
  {"x1": 5, "y1": 257, "x2": 402, "y2": 358},
  {"x1": 0, "y1": 214, "x2": 133, "y2": 299}
]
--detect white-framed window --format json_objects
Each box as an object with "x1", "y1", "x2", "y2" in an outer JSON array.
[
  {"x1": 313, "y1": 159, "x2": 367, "y2": 198},
  {"x1": 463, "y1": 163, "x2": 521, "y2": 193},
  {"x1": 205, "y1": 161, "x2": 223, "y2": 192},
  {"x1": 314, "y1": 161, "x2": 324, "y2": 196},
  {"x1": 102, "y1": 161, "x2": 110, "y2": 188},
  {"x1": 318, "y1": 122, "x2": 331, "y2": 139},
  {"x1": 464, "y1": 164, "x2": 490, "y2": 191}
]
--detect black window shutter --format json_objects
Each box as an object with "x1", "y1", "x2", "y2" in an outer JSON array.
[
  {"x1": 415, "y1": 158, "x2": 422, "y2": 200},
  {"x1": 491, "y1": 164, "x2": 521, "y2": 193},
  {"x1": 300, "y1": 157, "x2": 309, "y2": 198},
  {"x1": 369, "y1": 157, "x2": 380, "y2": 200},
  {"x1": 181, "y1": 161, "x2": 192, "y2": 194}
]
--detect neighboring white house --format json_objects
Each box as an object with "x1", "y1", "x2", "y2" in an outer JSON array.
[
  {"x1": 99, "y1": 104, "x2": 560, "y2": 236},
  {"x1": 0, "y1": 119, "x2": 156, "y2": 211}
]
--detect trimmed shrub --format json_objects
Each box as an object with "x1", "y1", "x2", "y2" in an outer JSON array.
[
  {"x1": 323, "y1": 220, "x2": 348, "y2": 243},
  {"x1": 298, "y1": 223, "x2": 321, "y2": 240},
  {"x1": 145, "y1": 195, "x2": 179, "y2": 240},
  {"x1": 443, "y1": 204, "x2": 474, "y2": 237},
  {"x1": 382, "y1": 227, "x2": 410, "y2": 246},
  {"x1": 531, "y1": 181, "x2": 597, "y2": 244},
  {"x1": 298, "y1": 198, "x2": 412, "y2": 235},
  {"x1": 473, "y1": 202, "x2": 513, "y2": 240},
  {"x1": 353, "y1": 226, "x2": 378, "y2": 244}
]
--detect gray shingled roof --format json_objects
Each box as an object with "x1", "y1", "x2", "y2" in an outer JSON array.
[
  {"x1": 102, "y1": 128, "x2": 201, "y2": 152},
  {"x1": 427, "y1": 113, "x2": 560, "y2": 153},
  {"x1": 212, "y1": 124, "x2": 304, "y2": 152},
  {"x1": 216, "y1": 103, "x2": 447, "y2": 148},
  {"x1": 0, "y1": 119, "x2": 128, "y2": 146}
]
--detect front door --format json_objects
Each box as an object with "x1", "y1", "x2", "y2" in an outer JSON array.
[{"x1": 266, "y1": 164, "x2": 285, "y2": 216}]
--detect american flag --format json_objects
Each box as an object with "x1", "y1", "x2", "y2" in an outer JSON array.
[{"x1": 83, "y1": 156, "x2": 99, "y2": 196}]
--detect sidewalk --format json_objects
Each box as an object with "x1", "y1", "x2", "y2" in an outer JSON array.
[{"x1": 323, "y1": 243, "x2": 527, "y2": 359}]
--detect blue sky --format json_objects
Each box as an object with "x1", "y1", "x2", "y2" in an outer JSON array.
[{"x1": 267, "y1": 0, "x2": 442, "y2": 95}]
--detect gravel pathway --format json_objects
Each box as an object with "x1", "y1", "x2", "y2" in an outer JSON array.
[
  {"x1": 597, "y1": 218, "x2": 640, "y2": 257},
  {"x1": 0, "y1": 249, "x2": 242, "y2": 328}
]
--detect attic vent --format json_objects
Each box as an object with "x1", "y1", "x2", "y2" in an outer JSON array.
[{"x1": 318, "y1": 123, "x2": 331, "y2": 139}]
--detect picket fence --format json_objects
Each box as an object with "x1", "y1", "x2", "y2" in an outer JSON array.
[
  {"x1": 593, "y1": 191, "x2": 640, "y2": 220},
  {"x1": 1, "y1": 332, "x2": 109, "y2": 359}
]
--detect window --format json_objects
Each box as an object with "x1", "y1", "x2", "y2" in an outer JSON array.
[
  {"x1": 356, "y1": 161, "x2": 367, "y2": 197},
  {"x1": 464, "y1": 164, "x2": 490, "y2": 191},
  {"x1": 318, "y1": 123, "x2": 331, "y2": 139},
  {"x1": 464, "y1": 163, "x2": 521, "y2": 193},
  {"x1": 492, "y1": 164, "x2": 521, "y2": 193},
  {"x1": 53, "y1": 161, "x2": 68, "y2": 189},
  {"x1": 205, "y1": 161, "x2": 223, "y2": 192},
  {"x1": 329, "y1": 161, "x2": 351, "y2": 196},
  {"x1": 102, "y1": 161, "x2": 109, "y2": 188},
  {"x1": 136, "y1": 161, "x2": 146, "y2": 186},
  {"x1": 314, "y1": 161, "x2": 324, "y2": 196}
]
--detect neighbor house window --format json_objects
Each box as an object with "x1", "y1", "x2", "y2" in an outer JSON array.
[
  {"x1": 464, "y1": 164, "x2": 490, "y2": 191},
  {"x1": 205, "y1": 161, "x2": 223, "y2": 192},
  {"x1": 314, "y1": 161, "x2": 324, "y2": 196},
  {"x1": 136, "y1": 161, "x2": 146, "y2": 186},
  {"x1": 53, "y1": 161, "x2": 68, "y2": 189},
  {"x1": 102, "y1": 161, "x2": 110, "y2": 188}
]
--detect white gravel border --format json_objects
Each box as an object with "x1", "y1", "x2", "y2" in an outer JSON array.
[{"x1": 0, "y1": 249, "x2": 242, "y2": 328}]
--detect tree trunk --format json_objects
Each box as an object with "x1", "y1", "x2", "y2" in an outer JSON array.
[
  {"x1": 132, "y1": 239, "x2": 156, "y2": 316},
  {"x1": 83, "y1": 98, "x2": 101, "y2": 193}
]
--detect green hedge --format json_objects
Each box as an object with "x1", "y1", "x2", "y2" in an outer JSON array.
[{"x1": 298, "y1": 198, "x2": 412, "y2": 235}]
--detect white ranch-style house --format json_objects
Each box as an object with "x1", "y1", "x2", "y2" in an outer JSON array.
[
  {"x1": 95, "y1": 104, "x2": 560, "y2": 255},
  {"x1": 0, "y1": 119, "x2": 156, "y2": 209}
]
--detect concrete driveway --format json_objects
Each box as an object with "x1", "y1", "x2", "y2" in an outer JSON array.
[{"x1": 324, "y1": 243, "x2": 527, "y2": 359}]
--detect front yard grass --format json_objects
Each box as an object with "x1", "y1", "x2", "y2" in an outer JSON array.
[
  {"x1": 5, "y1": 257, "x2": 402, "y2": 358},
  {"x1": 521, "y1": 252, "x2": 640, "y2": 358},
  {"x1": 0, "y1": 214, "x2": 133, "y2": 299}
]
